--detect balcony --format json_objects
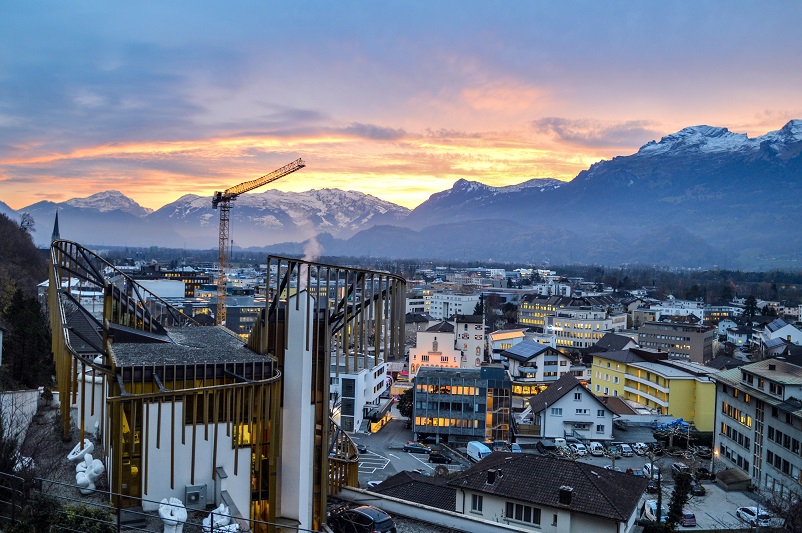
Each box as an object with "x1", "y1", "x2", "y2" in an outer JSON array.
[{"x1": 624, "y1": 386, "x2": 668, "y2": 408}]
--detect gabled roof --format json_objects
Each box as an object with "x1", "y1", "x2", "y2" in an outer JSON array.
[
  {"x1": 371, "y1": 471, "x2": 456, "y2": 512},
  {"x1": 593, "y1": 333, "x2": 637, "y2": 352},
  {"x1": 406, "y1": 313, "x2": 434, "y2": 324},
  {"x1": 590, "y1": 349, "x2": 645, "y2": 365},
  {"x1": 528, "y1": 374, "x2": 610, "y2": 415},
  {"x1": 500, "y1": 340, "x2": 556, "y2": 363},
  {"x1": 599, "y1": 395, "x2": 638, "y2": 415},
  {"x1": 767, "y1": 318, "x2": 789, "y2": 333},
  {"x1": 426, "y1": 321, "x2": 454, "y2": 333},
  {"x1": 449, "y1": 453, "x2": 646, "y2": 523},
  {"x1": 453, "y1": 314, "x2": 483, "y2": 324},
  {"x1": 705, "y1": 355, "x2": 748, "y2": 371}
]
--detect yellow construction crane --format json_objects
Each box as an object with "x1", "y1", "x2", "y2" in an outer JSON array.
[{"x1": 212, "y1": 158, "x2": 306, "y2": 326}]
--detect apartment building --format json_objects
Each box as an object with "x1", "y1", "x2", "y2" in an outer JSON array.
[
  {"x1": 545, "y1": 307, "x2": 627, "y2": 351},
  {"x1": 713, "y1": 358, "x2": 802, "y2": 495},
  {"x1": 500, "y1": 341, "x2": 579, "y2": 396},
  {"x1": 330, "y1": 359, "x2": 390, "y2": 433},
  {"x1": 408, "y1": 321, "x2": 464, "y2": 378},
  {"x1": 429, "y1": 292, "x2": 481, "y2": 320},
  {"x1": 637, "y1": 320, "x2": 715, "y2": 363},
  {"x1": 591, "y1": 348, "x2": 717, "y2": 431},
  {"x1": 413, "y1": 365, "x2": 511, "y2": 444}
]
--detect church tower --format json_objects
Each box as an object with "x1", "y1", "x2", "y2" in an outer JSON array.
[{"x1": 51, "y1": 210, "x2": 60, "y2": 242}]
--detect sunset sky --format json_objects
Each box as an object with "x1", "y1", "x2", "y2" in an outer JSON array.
[{"x1": 1, "y1": 2, "x2": 801, "y2": 211}]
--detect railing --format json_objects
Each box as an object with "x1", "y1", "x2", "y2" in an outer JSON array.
[{"x1": 0, "y1": 472, "x2": 324, "y2": 533}]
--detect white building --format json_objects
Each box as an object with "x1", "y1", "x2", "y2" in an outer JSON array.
[
  {"x1": 524, "y1": 373, "x2": 615, "y2": 441},
  {"x1": 429, "y1": 292, "x2": 481, "y2": 320},
  {"x1": 546, "y1": 307, "x2": 627, "y2": 351},
  {"x1": 330, "y1": 358, "x2": 389, "y2": 433}
]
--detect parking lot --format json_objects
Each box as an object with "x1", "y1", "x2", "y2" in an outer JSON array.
[{"x1": 353, "y1": 415, "x2": 770, "y2": 530}]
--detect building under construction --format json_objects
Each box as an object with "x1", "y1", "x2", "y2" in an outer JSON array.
[{"x1": 48, "y1": 240, "x2": 405, "y2": 532}]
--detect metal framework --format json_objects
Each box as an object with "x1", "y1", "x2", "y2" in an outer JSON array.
[
  {"x1": 247, "y1": 255, "x2": 406, "y2": 530},
  {"x1": 212, "y1": 158, "x2": 305, "y2": 326}
]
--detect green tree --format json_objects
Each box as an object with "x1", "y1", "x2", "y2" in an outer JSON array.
[
  {"x1": 666, "y1": 472, "x2": 692, "y2": 531},
  {"x1": 744, "y1": 295, "x2": 758, "y2": 320},
  {"x1": 397, "y1": 387, "x2": 414, "y2": 419},
  {"x1": 1, "y1": 289, "x2": 53, "y2": 389},
  {"x1": 62, "y1": 504, "x2": 116, "y2": 533},
  {"x1": 473, "y1": 300, "x2": 483, "y2": 316}
]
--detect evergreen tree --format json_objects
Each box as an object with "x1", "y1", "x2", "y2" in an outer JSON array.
[
  {"x1": 1, "y1": 289, "x2": 53, "y2": 389},
  {"x1": 667, "y1": 472, "x2": 692, "y2": 531},
  {"x1": 397, "y1": 387, "x2": 414, "y2": 419}
]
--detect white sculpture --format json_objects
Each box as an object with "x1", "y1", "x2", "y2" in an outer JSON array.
[
  {"x1": 202, "y1": 503, "x2": 238, "y2": 532},
  {"x1": 159, "y1": 497, "x2": 188, "y2": 533},
  {"x1": 75, "y1": 456, "x2": 105, "y2": 495},
  {"x1": 67, "y1": 439, "x2": 94, "y2": 462}
]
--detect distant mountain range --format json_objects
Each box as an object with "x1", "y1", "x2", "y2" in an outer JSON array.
[{"x1": 7, "y1": 120, "x2": 802, "y2": 269}]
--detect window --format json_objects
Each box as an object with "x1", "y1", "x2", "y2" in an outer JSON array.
[
  {"x1": 597, "y1": 409, "x2": 605, "y2": 417},
  {"x1": 471, "y1": 494, "x2": 483, "y2": 513},
  {"x1": 506, "y1": 502, "x2": 541, "y2": 525},
  {"x1": 596, "y1": 424, "x2": 605, "y2": 433},
  {"x1": 604, "y1": 387, "x2": 609, "y2": 394},
  {"x1": 576, "y1": 409, "x2": 589, "y2": 415},
  {"x1": 551, "y1": 408, "x2": 563, "y2": 416},
  {"x1": 421, "y1": 355, "x2": 430, "y2": 362},
  {"x1": 574, "y1": 392, "x2": 582, "y2": 400},
  {"x1": 595, "y1": 385, "x2": 600, "y2": 392},
  {"x1": 614, "y1": 376, "x2": 620, "y2": 384}
]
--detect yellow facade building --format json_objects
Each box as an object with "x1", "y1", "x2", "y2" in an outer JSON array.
[{"x1": 591, "y1": 349, "x2": 718, "y2": 431}]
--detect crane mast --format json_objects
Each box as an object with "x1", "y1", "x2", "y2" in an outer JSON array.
[{"x1": 212, "y1": 158, "x2": 305, "y2": 326}]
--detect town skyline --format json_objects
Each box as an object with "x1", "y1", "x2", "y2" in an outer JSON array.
[{"x1": 2, "y1": 2, "x2": 801, "y2": 211}]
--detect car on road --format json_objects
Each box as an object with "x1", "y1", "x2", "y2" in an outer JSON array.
[
  {"x1": 736, "y1": 506, "x2": 772, "y2": 527},
  {"x1": 356, "y1": 443, "x2": 368, "y2": 454},
  {"x1": 428, "y1": 451, "x2": 453, "y2": 464},
  {"x1": 643, "y1": 463, "x2": 660, "y2": 479},
  {"x1": 569, "y1": 443, "x2": 588, "y2": 456},
  {"x1": 642, "y1": 500, "x2": 668, "y2": 523},
  {"x1": 632, "y1": 442, "x2": 649, "y2": 455},
  {"x1": 328, "y1": 505, "x2": 397, "y2": 533},
  {"x1": 403, "y1": 441, "x2": 432, "y2": 454}
]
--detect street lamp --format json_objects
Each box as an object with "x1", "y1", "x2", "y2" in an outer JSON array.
[{"x1": 711, "y1": 449, "x2": 719, "y2": 475}]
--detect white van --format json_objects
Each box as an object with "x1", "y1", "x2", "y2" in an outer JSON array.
[
  {"x1": 619, "y1": 443, "x2": 634, "y2": 457},
  {"x1": 589, "y1": 442, "x2": 605, "y2": 456},
  {"x1": 553, "y1": 437, "x2": 567, "y2": 449},
  {"x1": 466, "y1": 441, "x2": 492, "y2": 462}
]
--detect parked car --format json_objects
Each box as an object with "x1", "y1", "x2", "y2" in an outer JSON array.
[
  {"x1": 356, "y1": 443, "x2": 368, "y2": 454},
  {"x1": 328, "y1": 505, "x2": 397, "y2": 533},
  {"x1": 626, "y1": 467, "x2": 645, "y2": 477},
  {"x1": 671, "y1": 462, "x2": 692, "y2": 478},
  {"x1": 645, "y1": 479, "x2": 660, "y2": 494},
  {"x1": 536, "y1": 439, "x2": 558, "y2": 454},
  {"x1": 366, "y1": 480, "x2": 383, "y2": 489},
  {"x1": 689, "y1": 480, "x2": 706, "y2": 496},
  {"x1": 604, "y1": 465, "x2": 623, "y2": 472},
  {"x1": 428, "y1": 451, "x2": 453, "y2": 464},
  {"x1": 632, "y1": 442, "x2": 649, "y2": 455},
  {"x1": 569, "y1": 443, "x2": 588, "y2": 456},
  {"x1": 403, "y1": 441, "x2": 432, "y2": 454},
  {"x1": 412, "y1": 468, "x2": 431, "y2": 476},
  {"x1": 643, "y1": 463, "x2": 660, "y2": 479},
  {"x1": 694, "y1": 467, "x2": 714, "y2": 480},
  {"x1": 642, "y1": 500, "x2": 668, "y2": 523},
  {"x1": 607, "y1": 444, "x2": 622, "y2": 458},
  {"x1": 736, "y1": 506, "x2": 772, "y2": 527},
  {"x1": 649, "y1": 442, "x2": 664, "y2": 456},
  {"x1": 619, "y1": 443, "x2": 634, "y2": 457},
  {"x1": 589, "y1": 442, "x2": 605, "y2": 456},
  {"x1": 680, "y1": 509, "x2": 697, "y2": 527}
]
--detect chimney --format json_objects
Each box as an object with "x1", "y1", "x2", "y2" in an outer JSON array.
[
  {"x1": 487, "y1": 469, "x2": 497, "y2": 484},
  {"x1": 558, "y1": 485, "x2": 573, "y2": 505}
]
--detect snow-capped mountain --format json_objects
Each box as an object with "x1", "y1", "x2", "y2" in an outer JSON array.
[
  {"x1": 10, "y1": 119, "x2": 802, "y2": 269},
  {"x1": 63, "y1": 190, "x2": 153, "y2": 216}
]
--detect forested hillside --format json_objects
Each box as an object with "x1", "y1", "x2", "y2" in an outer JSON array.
[{"x1": 0, "y1": 214, "x2": 52, "y2": 389}]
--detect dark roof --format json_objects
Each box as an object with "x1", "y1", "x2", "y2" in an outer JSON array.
[
  {"x1": 500, "y1": 340, "x2": 556, "y2": 363},
  {"x1": 705, "y1": 355, "x2": 748, "y2": 371},
  {"x1": 426, "y1": 321, "x2": 455, "y2": 333},
  {"x1": 589, "y1": 349, "x2": 645, "y2": 364},
  {"x1": 371, "y1": 471, "x2": 456, "y2": 511},
  {"x1": 766, "y1": 318, "x2": 789, "y2": 333},
  {"x1": 449, "y1": 453, "x2": 646, "y2": 522},
  {"x1": 406, "y1": 313, "x2": 433, "y2": 324},
  {"x1": 66, "y1": 308, "x2": 103, "y2": 355},
  {"x1": 454, "y1": 314, "x2": 483, "y2": 324},
  {"x1": 598, "y1": 395, "x2": 638, "y2": 415},
  {"x1": 593, "y1": 333, "x2": 637, "y2": 352},
  {"x1": 528, "y1": 374, "x2": 598, "y2": 414}
]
